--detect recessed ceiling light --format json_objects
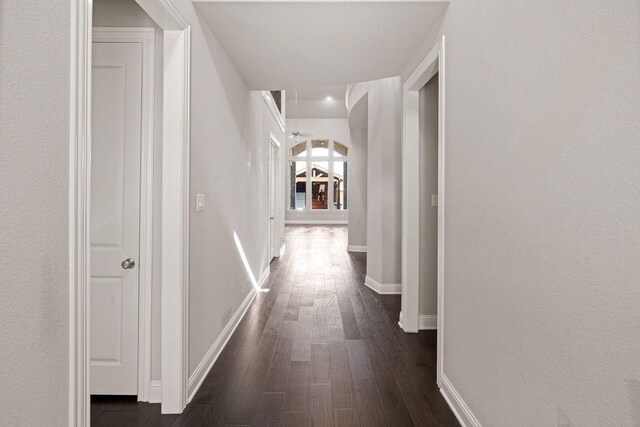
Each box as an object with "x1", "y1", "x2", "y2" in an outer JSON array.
[{"x1": 325, "y1": 95, "x2": 333, "y2": 101}]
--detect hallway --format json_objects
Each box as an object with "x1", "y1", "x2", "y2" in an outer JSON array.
[{"x1": 91, "y1": 226, "x2": 458, "y2": 426}]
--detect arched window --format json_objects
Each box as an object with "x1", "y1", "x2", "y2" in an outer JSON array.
[{"x1": 288, "y1": 139, "x2": 349, "y2": 211}]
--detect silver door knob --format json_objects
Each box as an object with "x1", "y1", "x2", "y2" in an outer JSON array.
[{"x1": 121, "y1": 258, "x2": 136, "y2": 269}]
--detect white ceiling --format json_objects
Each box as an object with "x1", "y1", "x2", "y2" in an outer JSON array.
[
  {"x1": 286, "y1": 85, "x2": 348, "y2": 119},
  {"x1": 193, "y1": 0, "x2": 449, "y2": 90}
]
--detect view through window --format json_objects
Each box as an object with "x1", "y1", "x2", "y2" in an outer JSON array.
[{"x1": 289, "y1": 139, "x2": 348, "y2": 211}]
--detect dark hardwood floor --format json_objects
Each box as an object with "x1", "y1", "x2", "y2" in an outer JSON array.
[{"x1": 91, "y1": 225, "x2": 458, "y2": 426}]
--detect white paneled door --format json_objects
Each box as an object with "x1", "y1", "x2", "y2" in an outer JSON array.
[{"x1": 90, "y1": 41, "x2": 143, "y2": 395}]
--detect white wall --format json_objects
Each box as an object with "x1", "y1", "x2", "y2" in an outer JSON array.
[
  {"x1": 285, "y1": 99, "x2": 347, "y2": 119},
  {"x1": 349, "y1": 78, "x2": 403, "y2": 287},
  {"x1": 0, "y1": 0, "x2": 70, "y2": 425},
  {"x1": 347, "y1": 127, "x2": 367, "y2": 249},
  {"x1": 184, "y1": 0, "x2": 286, "y2": 376},
  {"x1": 285, "y1": 118, "x2": 352, "y2": 224},
  {"x1": 93, "y1": 0, "x2": 165, "y2": 387},
  {"x1": 404, "y1": 1, "x2": 640, "y2": 424},
  {"x1": 418, "y1": 75, "x2": 438, "y2": 317},
  {"x1": 97, "y1": 0, "x2": 286, "y2": 387}
]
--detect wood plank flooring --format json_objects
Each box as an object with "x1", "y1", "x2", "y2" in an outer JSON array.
[{"x1": 91, "y1": 225, "x2": 458, "y2": 426}]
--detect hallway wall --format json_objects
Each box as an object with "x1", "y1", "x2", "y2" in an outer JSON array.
[
  {"x1": 185, "y1": 0, "x2": 287, "y2": 379},
  {"x1": 369, "y1": 77, "x2": 402, "y2": 287},
  {"x1": 0, "y1": 0, "x2": 70, "y2": 425},
  {"x1": 112, "y1": 0, "x2": 286, "y2": 384},
  {"x1": 404, "y1": 0, "x2": 640, "y2": 424},
  {"x1": 348, "y1": 126, "x2": 368, "y2": 249},
  {"x1": 349, "y1": 77, "x2": 403, "y2": 288}
]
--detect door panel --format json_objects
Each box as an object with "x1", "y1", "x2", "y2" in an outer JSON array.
[{"x1": 90, "y1": 41, "x2": 143, "y2": 395}]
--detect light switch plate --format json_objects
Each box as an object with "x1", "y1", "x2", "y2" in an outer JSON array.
[
  {"x1": 196, "y1": 193, "x2": 205, "y2": 212},
  {"x1": 431, "y1": 194, "x2": 438, "y2": 207}
]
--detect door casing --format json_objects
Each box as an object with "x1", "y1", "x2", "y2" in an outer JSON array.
[
  {"x1": 70, "y1": 2, "x2": 191, "y2": 424},
  {"x1": 400, "y1": 35, "x2": 446, "y2": 386}
]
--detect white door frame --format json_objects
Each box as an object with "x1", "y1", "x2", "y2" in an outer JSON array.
[
  {"x1": 92, "y1": 25, "x2": 156, "y2": 403},
  {"x1": 69, "y1": 1, "x2": 191, "y2": 424},
  {"x1": 400, "y1": 35, "x2": 446, "y2": 385},
  {"x1": 269, "y1": 132, "x2": 281, "y2": 260}
]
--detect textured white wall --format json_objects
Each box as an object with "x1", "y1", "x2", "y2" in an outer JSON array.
[
  {"x1": 404, "y1": 0, "x2": 640, "y2": 424},
  {"x1": 347, "y1": 127, "x2": 367, "y2": 248},
  {"x1": 0, "y1": 1, "x2": 70, "y2": 425},
  {"x1": 96, "y1": 0, "x2": 286, "y2": 382},
  {"x1": 364, "y1": 77, "x2": 403, "y2": 286},
  {"x1": 347, "y1": 78, "x2": 402, "y2": 286},
  {"x1": 184, "y1": 0, "x2": 286, "y2": 374},
  {"x1": 418, "y1": 75, "x2": 438, "y2": 317}
]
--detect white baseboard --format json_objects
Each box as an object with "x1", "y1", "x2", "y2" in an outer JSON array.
[
  {"x1": 279, "y1": 243, "x2": 286, "y2": 258},
  {"x1": 419, "y1": 314, "x2": 437, "y2": 330},
  {"x1": 346, "y1": 245, "x2": 367, "y2": 252},
  {"x1": 257, "y1": 266, "x2": 271, "y2": 291},
  {"x1": 285, "y1": 219, "x2": 348, "y2": 225},
  {"x1": 398, "y1": 311, "x2": 437, "y2": 332},
  {"x1": 147, "y1": 380, "x2": 162, "y2": 403},
  {"x1": 364, "y1": 275, "x2": 402, "y2": 294},
  {"x1": 440, "y1": 373, "x2": 481, "y2": 427},
  {"x1": 187, "y1": 289, "x2": 258, "y2": 402}
]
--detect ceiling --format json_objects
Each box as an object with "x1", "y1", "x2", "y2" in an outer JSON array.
[
  {"x1": 193, "y1": 0, "x2": 449, "y2": 90},
  {"x1": 286, "y1": 85, "x2": 348, "y2": 119}
]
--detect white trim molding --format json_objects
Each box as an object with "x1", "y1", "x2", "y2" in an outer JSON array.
[
  {"x1": 419, "y1": 315, "x2": 438, "y2": 330},
  {"x1": 187, "y1": 289, "x2": 258, "y2": 402},
  {"x1": 401, "y1": 311, "x2": 438, "y2": 330},
  {"x1": 161, "y1": 23, "x2": 191, "y2": 414},
  {"x1": 286, "y1": 219, "x2": 348, "y2": 225},
  {"x1": 401, "y1": 35, "x2": 446, "y2": 387},
  {"x1": 263, "y1": 91, "x2": 286, "y2": 133},
  {"x1": 69, "y1": 1, "x2": 92, "y2": 424},
  {"x1": 257, "y1": 266, "x2": 271, "y2": 291},
  {"x1": 148, "y1": 381, "x2": 162, "y2": 404},
  {"x1": 346, "y1": 245, "x2": 367, "y2": 253},
  {"x1": 364, "y1": 275, "x2": 402, "y2": 295},
  {"x1": 440, "y1": 374, "x2": 482, "y2": 427}
]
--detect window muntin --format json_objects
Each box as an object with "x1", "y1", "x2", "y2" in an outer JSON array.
[
  {"x1": 311, "y1": 161, "x2": 329, "y2": 209},
  {"x1": 288, "y1": 139, "x2": 349, "y2": 211},
  {"x1": 290, "y1": 142, "x2": 307, "y2": 157},
  {"x1": 334, "y1": 141, "x2": 348, "y2": 157},
  {"x1": 289, "y1": 160, "x2": 307, "y2": 210},
  {"x1": 333, "y1": 161, "x2": 347, "y2": 210}
]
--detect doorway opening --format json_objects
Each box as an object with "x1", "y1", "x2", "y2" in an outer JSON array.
[
  {"x1": 269, "y1": 133, "x2": 281, "y2": 262},
  {"x1": 90, "y1": 26, "x2": 155, "y2": 400},
  {"x1": 401, "y1": 35, "x2": 446, "y2": 386},
  {"x1": 69, "y1": 0, "x2": 191, "y2": 423}
]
